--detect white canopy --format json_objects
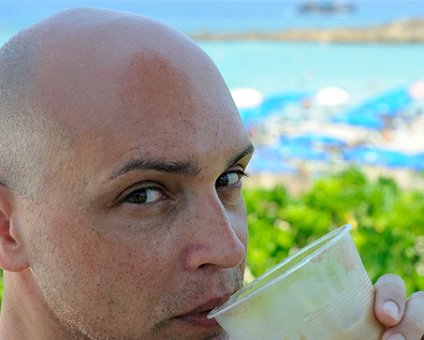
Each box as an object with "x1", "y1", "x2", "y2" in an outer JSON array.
[{"x1": 231, "y1": 87, "x2": 264, "y2": 109}]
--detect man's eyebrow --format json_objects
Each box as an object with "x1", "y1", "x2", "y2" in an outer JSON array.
[
  {"x1": 226, "y1": 143, "x2": 255, "y2": 168},
  {"x1": 108, "y1": 159, "x2": 200, "y2": 180},
  {"x1": 107, "y1": 143, "x2": 254, "y2": 181}
]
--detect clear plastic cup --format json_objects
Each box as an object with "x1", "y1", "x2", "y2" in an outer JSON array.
[{"x1": 208, "y1": 225, "x2": 384, "y2": 340}]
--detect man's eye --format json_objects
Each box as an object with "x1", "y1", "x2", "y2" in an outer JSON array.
[
  {"x1": 124, "y1": 187, "x2": 165, "y2": 204},
  {"x1": 216, "y1": 170, "x2": 246, "y2": 187}
]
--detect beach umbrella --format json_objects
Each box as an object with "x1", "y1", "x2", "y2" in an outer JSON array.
[
  {"x1": 239, "y1": 91, "x2": 310, "y2": 127},
  {"x1": 343, "y1": 147, "x2": 385, "y2": 166},
  {"x1": 248, "y1": 156, "x2": 297, "y2": 174},
  {"x1": 409, "y1": 80, "x2": 424, "y2": 101},
  {"x1": 352, "y1": 87, "x2": 412, "y2": 117},
  {"x1": 333, "y1": 87, "x2": 413, "y2": 131},
  {"x1": 276, "y1": 142, "x2": 329, "y2": 162},
  {"x1": 314, "y1": 86, "x2": 350, "y2": 106},
  {"x1": 344, "y1": 147, "x2": 415, "y2": 168},
  {"x1": 286, "y1": 134, "x2": 346, "y2": 147},
  {"x1": 382, "y1": 150, "x2": 415, "y2": 168},
  {"x1": 248, "y1": 147, "x2": 297, "y2": 174},
  {"x1": 412, "y1": 151, "x2": 424, "y2": 170},
  {"x1": 331, "y1": 112, "x2": 384, "y2": 130},
  {"x1": 412, "y1": 156, "x2": 424, "y2": 171},
  {"x1": 370, "y1": 87, "x2": 411, "y2": 116},
  {"x1": 294, "y1": 122, "x2": 370, "y2": 145},
  {"x1": 410, "y1": 157, "x2": 424, "y2": 171},
  {"x1": 231, "y1": 87, "x2": 264, "y2": 109}
]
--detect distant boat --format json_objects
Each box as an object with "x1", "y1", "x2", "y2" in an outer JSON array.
[{"x1": 298, "y1": 1, "x2": 356, "y2": 14}]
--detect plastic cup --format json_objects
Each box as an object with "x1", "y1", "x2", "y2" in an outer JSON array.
[{"x1": 208, "y1": 225, "x2": 384, "y2": 340}]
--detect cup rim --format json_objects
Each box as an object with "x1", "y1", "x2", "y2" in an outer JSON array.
[{"x1": 208, "y1": 224, "x2": 352, "y2": 319}]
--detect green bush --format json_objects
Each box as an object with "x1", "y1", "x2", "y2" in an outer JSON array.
[{"x1": 245, "y1": 167, "x2": 424, "y2": 295}]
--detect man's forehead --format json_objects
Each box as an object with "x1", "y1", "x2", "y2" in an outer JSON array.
[{"x1": 74, "y1": 109, "x2": 250, "y2": 167}]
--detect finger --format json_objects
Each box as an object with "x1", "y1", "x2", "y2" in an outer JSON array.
[
  {"x1": 382, "y1": 291, "x2": 424, "y2": 340},
  {"x1": 374, "y1": 274, "x2": 407, "y2": 327}
]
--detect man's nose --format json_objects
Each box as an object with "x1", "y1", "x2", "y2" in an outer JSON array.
[{"x1": 183, "y1": 192, "x2": 246, "y2": 271}]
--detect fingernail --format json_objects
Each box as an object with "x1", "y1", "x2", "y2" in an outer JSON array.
[
  {"x1": 386, "y1": 334, "x2": 405, "y2": 340},
  {"x1": 383, "y1": 300, "x2": 399, "y2": 321}
]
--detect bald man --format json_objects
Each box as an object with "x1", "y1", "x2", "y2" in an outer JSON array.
[{"x1": 0, "y1": 8, "x2": 422, "y2": 340}]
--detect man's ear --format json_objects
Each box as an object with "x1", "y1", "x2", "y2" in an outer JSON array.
[{"x1": 0, "y1": 185, "x2": 29, "y2": 272}]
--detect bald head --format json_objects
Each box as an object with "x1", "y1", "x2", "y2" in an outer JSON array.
[{"x1": 0, "y1": 7, "x2": 233, "y2": 197}]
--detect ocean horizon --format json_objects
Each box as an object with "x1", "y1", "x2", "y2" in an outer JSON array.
[{"x1": 1, "y1": 0, "x2": 424, "y2": 40}]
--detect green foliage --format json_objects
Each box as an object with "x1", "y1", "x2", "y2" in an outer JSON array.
[{"x1": 245, "y1": 167, "x2": 424, "y2": 295}]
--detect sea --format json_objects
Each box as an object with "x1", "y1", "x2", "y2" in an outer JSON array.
[{"x1": 1, "y1": 1, "x2": 424, "y2": 103}]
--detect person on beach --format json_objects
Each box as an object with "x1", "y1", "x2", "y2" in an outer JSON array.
[{"x1": 0, "y1": 8, "x2": 422, "y2": 340}]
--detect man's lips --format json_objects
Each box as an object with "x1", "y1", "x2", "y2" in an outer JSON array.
[{"x1": 175, "y1": 296, "x2": 230, "y2": 327}]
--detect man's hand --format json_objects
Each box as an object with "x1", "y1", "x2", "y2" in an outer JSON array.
[{"x1": 375, "y1": 274, "x2": 424, "y2": 340}]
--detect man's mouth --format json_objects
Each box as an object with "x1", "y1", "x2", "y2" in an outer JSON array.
[{"x1": 175, "y1": 296, "x2": 231, "y2": 328}]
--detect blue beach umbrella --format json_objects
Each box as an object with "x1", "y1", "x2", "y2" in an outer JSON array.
[
  {"x1": 344, "y1": 147, "x2": 415, "y2": 168},
  {"x1": 240, "y1": 91, "x2": 311, "y2": 127},
  {"x1": 414, "y1": 151, "x2": 424, "y2": 159},
  {"x1": 331, "y1": 112, "x2": 384, "y2": 130},
  {"x1": 382, "y1": 151, "x2": 415, "y2": 168},
  {"x1": 411, "y1": 157, "x2": 424, "y2": 171},
  {"x1": 248, "y1": 147, "x2": 297, "y2": 174},
  {"x1": 332, "y1": 86, "x2": 414, "y2": 130},
  {"x1": 410, "y1": 152, "x2": 424, "y2": 171},
  {"x1": 286, "y1": 134, "x2": 346, "y2": 147},
  {"x1": 356, "y1": 87, "x2": 412, "y2": 117},
  {"x1": 276, "y1": 142, "x2": 329, "y2": 162}
]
